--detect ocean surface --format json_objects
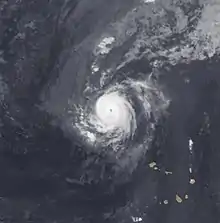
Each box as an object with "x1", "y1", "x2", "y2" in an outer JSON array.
[{"x1": 1, "y1": 0, "x2": 220, "y2": 222}]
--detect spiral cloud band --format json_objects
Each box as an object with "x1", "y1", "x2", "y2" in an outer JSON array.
[{"x1": 72, "y1": 76, "x2": 169, "y2": 172}]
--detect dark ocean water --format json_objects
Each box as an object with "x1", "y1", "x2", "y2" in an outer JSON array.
[{"x1": 1, "y1": 0, "x2": 220, "y2": 223}]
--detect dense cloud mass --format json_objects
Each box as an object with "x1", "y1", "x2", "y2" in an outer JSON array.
[
  {"x1": 72, "y1": 77, "x2": 169, "y2": 174},
  {"x1": 1, "y1": 0, "x2": 220, "y2": 223}
]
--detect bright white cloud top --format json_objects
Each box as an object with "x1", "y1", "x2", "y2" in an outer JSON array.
[{"x1": 72, "y1": 75, "x2": 169, "y2": 173}]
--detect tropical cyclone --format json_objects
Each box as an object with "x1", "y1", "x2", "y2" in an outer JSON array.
[{"x1": 73, "y1": 76, "x2": 169, "y2": 173}]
